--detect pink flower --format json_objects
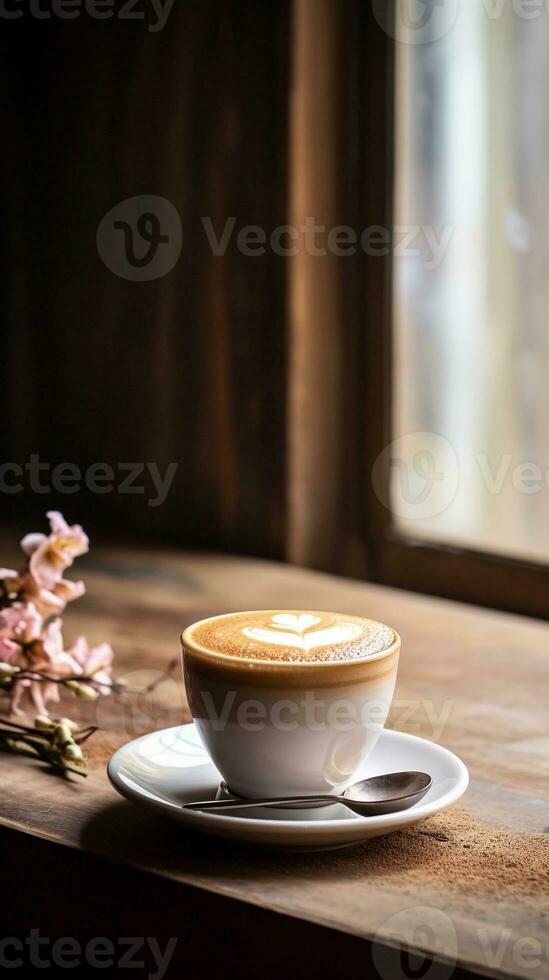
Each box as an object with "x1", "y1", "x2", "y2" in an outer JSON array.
[
  {"x1": 17, "y1": 512, "x2": 88, "y2": 618},
  {"x1": 21, "y1": 511, "x2": 89, "y2": 592},
  {"x1": 0, "y1": 513, "x2": 114, "y2": 717},
  {"x1": 70, "y1": 636, "x2": 113, "y2": 694},
  {"x1": 39, "y1": 619, "x2": 80, "y2": 669},
  {"x1": 54, "y1": 579, "x2": 86, "y2": 603},
  {"x1": 21, "y1": 580, "x2": 83, "y2": 620},
  {"x1": 10, "y1": 677, "x2": 49, "y2": 717},
  {"x1": 0, "y1": 601, "x2": 43, "y2": 667},
  {"x1": 10, "y1": 618, "x2": 81, "y2": 716},
  {"x1": 0, "y1": 637, "x2": 19, "y2": 663},
  {"x1": 0, "y1": 568, "x2": 22, "y2": 601},
  {"x1": 0, "y1": 602, "x2": 43, "y2": 645}
]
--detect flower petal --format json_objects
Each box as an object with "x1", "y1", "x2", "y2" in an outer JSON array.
[{"x1": 20, "y1": 533, "x2": 47, "y2": 556}]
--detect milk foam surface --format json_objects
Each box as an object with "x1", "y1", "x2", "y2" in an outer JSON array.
[{"x1": 188, "y1": 610, "x2": 396, "y2": 664}]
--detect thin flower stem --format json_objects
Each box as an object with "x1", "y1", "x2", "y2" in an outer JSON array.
[
  {"x1": 16, "y1": 670, "x2": 109, "y2": 685},
  {"x1": 0, "y1": 728, "x2": 48, "y2": 742},
  {"x1": 11, "y1": 670, "x2": 130, "y2": 693},
  {"x1": 0, "y1": 725, "x2": 93, "y2": 777},
  {"x1": 74, "y1": 726, "x2": 98, "y2": 744},
  {"x1": 0, "y1": 720, "x2": 99, "y2": 743},
  {"x1": 0, "y1": 719, "x2": 46, "y2": 735},
  {"x1": 143, "y1": 657, "x2": 179, "y2": 691},
  {"x1": 0, "y1": 734, "x2": 87, "y2": 777},
  {"x1": 1, "y1": 741, "x2": 40, "y2": 761}
]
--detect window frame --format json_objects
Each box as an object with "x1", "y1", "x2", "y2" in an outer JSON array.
[{"x1": 349, "y1": 0, "x2": 549, "y2": 621}]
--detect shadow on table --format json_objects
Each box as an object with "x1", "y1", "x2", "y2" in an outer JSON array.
[{"x1": 80, "y1": 797, "x2": 442, "y2": 883}]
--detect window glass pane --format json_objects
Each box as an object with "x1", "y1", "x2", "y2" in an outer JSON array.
[{"x1": 393, "y1": 4, "x2": 549, "y2": 563}]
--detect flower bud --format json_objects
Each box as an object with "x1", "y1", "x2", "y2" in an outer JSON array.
[
  {"x1": 35, "y1": 715, "x2": 55, "y2": 730},
  {"x1": 53, "y1": 723, "x2": 74, "y2": 747},
  {"x1": 5, "y1": 737, "x2": 39, "y2": 757},
  {"x1": 0, "y1": 663, "x2": 18, "y2": 677},
  {"x1": 75, "y1": 683, "x2": 99, "y2": 700},
  {"x1": 63, "y1": 743, "x2": 84, "y2": 764},
  {"x1": 59, "y1": 717, "x2": 79, "y2": 733}
]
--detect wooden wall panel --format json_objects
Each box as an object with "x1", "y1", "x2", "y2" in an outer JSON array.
[{"x1": 0, "y1": 1, "x2": 290, "y2": 557}]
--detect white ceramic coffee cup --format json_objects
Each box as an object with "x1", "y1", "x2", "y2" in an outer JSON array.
[{"x1": 181, "y1": 611, "x2": 400, "y2": 799}]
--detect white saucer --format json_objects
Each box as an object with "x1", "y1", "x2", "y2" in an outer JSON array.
[{"x1": 107, "y1": 723, "x2": 469, "y2": 850}]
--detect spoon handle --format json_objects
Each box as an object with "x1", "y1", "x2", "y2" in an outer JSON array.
[{"x1": 184, "y1": 795, "x2": 337, "y2": 812}]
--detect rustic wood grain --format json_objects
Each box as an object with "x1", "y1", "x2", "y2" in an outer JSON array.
[
  {"x1": 0, "y1": 1, "x2": 290, "y2": 558},
  {"x1": 1, "y1": 546, "x2": 549, "y2": 979}
]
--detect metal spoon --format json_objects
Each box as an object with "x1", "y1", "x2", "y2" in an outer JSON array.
[{"x1": 183, "y1": 771, "x2": 431, "y2": 816}]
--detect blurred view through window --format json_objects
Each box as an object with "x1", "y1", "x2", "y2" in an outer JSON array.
[{"x1": 393, "y1": 2, "x2": 549, "y2": 563}]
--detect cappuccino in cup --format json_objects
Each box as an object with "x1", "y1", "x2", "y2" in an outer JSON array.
[{"x1": 181, "y1": 610, "x2": 400, "y2": 799}]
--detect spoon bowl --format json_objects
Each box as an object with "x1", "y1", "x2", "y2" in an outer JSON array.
[
  {"x1": 340, "y1": 771, "x2": 432, "y2": 815},
  {"x1": 183, "y1": 770, "x2": 432, "y2": 817}
]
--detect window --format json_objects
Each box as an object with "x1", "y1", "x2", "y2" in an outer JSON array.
[
  {"x1": 355, "y1": 2, "x2": 549, "y2": 619},
  {"x1": 393, "y1": 3, "x2": 549, "y2": 565}
]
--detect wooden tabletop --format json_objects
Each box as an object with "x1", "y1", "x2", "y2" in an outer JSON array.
[{"x1": 1, "y1": 546, "x2": 548, "y2": 979}]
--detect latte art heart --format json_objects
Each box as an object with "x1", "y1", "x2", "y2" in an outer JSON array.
[
  {"x1": 187, "y1": 610, "x2": 396, "y2": 664},
  {"x1": 270, "y1": 613, "x2": 321, "y2": 633},
  {"x1": 242, "y1": 615, "x2": 362, "y2": 650}
]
